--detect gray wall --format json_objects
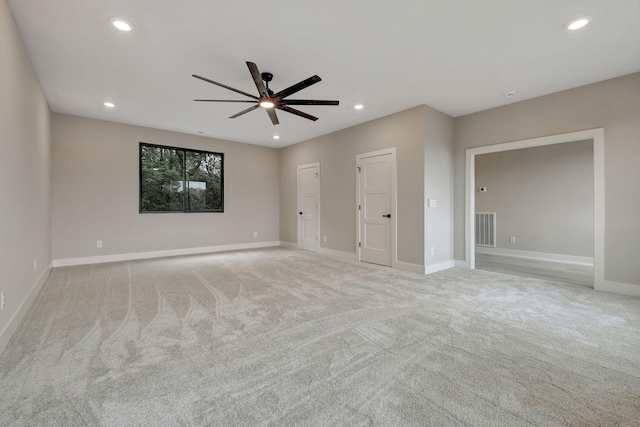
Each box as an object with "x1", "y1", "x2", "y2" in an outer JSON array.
[
  {"x1": 280, "y1": 105, "x2": 453, "y2": 267},
  {"x1": 424, "y1": 107, "x2": 455, "y2": 266},
  {"x1": 455, "y1": 72, "x2": 640, "y2": 286},
  {"x1": 0, "y1": 0, "x2": 51, "y2": 344},
  {"x1": 51, "y1": 114, "x2": 280, "y2": 261},
  {"x1": 475, "y1": 140, "x2": 594, "y2": 257}
]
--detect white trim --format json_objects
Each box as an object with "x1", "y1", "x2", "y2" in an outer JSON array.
[
  {"x1": 52, "y1": 241, "x2": 281, "y2": 267},
  {"x1": 455, "y1": 260, "x2": 471, "y2": 268},
  {"x1": 592, "y1": 131, "x2": 606, "y2": 292},
  {"x1": 282, "y1": 244, "x2": 360, "y2": 261},
  {"x1": 465, "y1": 149, "x2": 475, "y2": 268},
  {"x1": 476, "y1": 247, "x2": 593, "y2": 266},
  {"x1": 465, "y1": 129, "x2": 607, "y2": 291},
  {"x1": 318, "y1": 247, "x2": 358, "y2": 261},
  {"x1": 356, "y1": 147, "x2": 397, "y2": 267},
  {"x1": 601, "y1": 281, "x2": 640, "y2": 298},
  {"x1": 425, "y1": 260, "x2": 455, "y2": 274},
  {"x1": 394, "y1": 261, "x2": 425, "y2": 274},
  {"x1": 0, "y1": 263, "x2": 52, "y2": 354},
  {"x1": 297, "y1": 162, "x2": 321, "y2": 253}
]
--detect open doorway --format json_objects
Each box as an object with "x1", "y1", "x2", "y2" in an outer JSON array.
[
  {"x1": 465, "y1": 128, "x2": 606, "y2": 291},
  {"x1": 473, "y1": 140, "x2": 594, "y2": 287}
]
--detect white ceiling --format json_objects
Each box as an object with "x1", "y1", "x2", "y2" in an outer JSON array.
[{"x1": 8, "y1": 0, "x2": 640, "y2": 148}]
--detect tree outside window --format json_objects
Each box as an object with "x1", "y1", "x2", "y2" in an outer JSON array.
[{"x1": 140, "y1": 143, "x2": 224, "y2": 213}]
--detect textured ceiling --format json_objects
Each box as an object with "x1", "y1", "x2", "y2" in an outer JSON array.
[{"x1": 8, "y1": 0, "x2": 640, "y2": 147}]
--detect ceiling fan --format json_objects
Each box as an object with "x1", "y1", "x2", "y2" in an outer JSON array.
[{"x1": 192, "y1": 62, "x2": 339, "y2": 125}]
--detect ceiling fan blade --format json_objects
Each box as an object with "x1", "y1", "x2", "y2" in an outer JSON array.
[
  {"x1": 246, "y1": 62, "x2": 269, "y2": 98},
  {"x1": 229, "y1": 104, "x2": 260, "y2": 119},
  {"x1": 280, "y1": 99, "x2": 339, "y2": 106},
  {"x1": 193, "y1": 99, "x2": 256, "y2": 102},
  {"x1": 277, "y1": 105, "x2": 318, "y2": 121},
  {"x1": 274, "y1": 75, "x2": 322, "y2": 100},
  {"x1": 192, "y1": 74, "x2": 258, "y2": 99},
  {"x1": 266, "y1": 108, "x2": 279, "y2": 125}
]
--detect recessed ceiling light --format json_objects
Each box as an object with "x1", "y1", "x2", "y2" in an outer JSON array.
[
  {"x1": 109, "y1": 17, "x2": 134, "y2": 32},
  {"x1": 506, "y1": 91, "x2": 517, "y2": 98},
  {"x1": 273, "y1": 135, "x2": 280, "y2": 140},
  {"x1": 103, "y1": 102, "x2": 115, "y2": 108},
  {"x1": 354, "y1": 104, "x2": 364, "y2": 110},
  {"x1": 565, "y1": 16, "x2": 592, "y2": 31}
]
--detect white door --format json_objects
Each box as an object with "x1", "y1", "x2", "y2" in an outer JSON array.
[
  {"x1": 358, "y1": 153, "x2": 393, "y2": 266},
  {"x1": 298, "y1": 164, "x2": 319, "y2": 252}
]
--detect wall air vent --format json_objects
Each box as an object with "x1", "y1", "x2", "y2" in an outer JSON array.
[{"x1": 475, "y1": 212, "x2": 496, "y2": 247}]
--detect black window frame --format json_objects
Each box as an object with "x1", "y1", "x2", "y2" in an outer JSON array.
[{"x1": 139, "y1": 142, "x2": 225, "y2": 214}]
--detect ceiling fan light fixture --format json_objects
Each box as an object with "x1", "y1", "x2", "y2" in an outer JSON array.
[
  {"x1": 565, "y1": 16, "x2": 591, "y2": 31},
  {"x1": 110, "y1": 17, "x2": 134, "y2": 32},
  {"x1": 260, "y1": 100, "x2": 275, "y2": 109}
]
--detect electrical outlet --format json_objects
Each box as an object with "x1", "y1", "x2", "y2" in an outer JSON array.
[
  {"x1": 1, "y1": 293, "x2": 4, "y2": 311},
  {"x1": 323, "y1": 235, "x2": 327, "y2": 242},
  {"x1": 253, "y1": 231, "x2": 257, "y2": 238},
  {"x1": 33, "y1": 259, "x2": 37, "y2": 271},
  {"x1": 509, "y1": 236, "x2": 516, "y2": 244},
  {"x1": 97, "y1": 240, "x2": 103, "y2": 248},
  {"x1": 431, "y1": 247, "x2": 435, "y2": 256}
]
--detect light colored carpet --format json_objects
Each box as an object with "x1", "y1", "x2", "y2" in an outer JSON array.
[{"x1": 0, "y1": 248, "x2": 638, "y2": 426}]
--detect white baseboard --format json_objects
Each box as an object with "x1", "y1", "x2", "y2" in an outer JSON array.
[
  {"x1": 425, "y1": 260, "x2": 455, "y2": 275},
  {"x1": 282, "y1": 243, "x2": 428, "y2": 273},
  {"x1": 53, "y1": 241, "x2": 281, "y2": 267},
  {"x1": 597, "y1": 280, "x2": 640, "y2": 298},
  {"x1": 393, "y1": 261, "x2": 425, "y2": 274},
  {"x1": 0, "y1": 263, "x2": 52, "y2": 355},
  {"x1": 279, "y1": 242, "x2": 358, "y2": 261},
  {"x1": 476, "y1": 246, "x2": 593, "y2": 266},
  {"x1": 318, "y1": 247, "x2": 358, "y2": 261},
  {"x1": 455, "y1": 260, "x2": 471, "y2": 268}
]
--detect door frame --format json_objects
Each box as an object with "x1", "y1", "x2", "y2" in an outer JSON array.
[
  {"x1": 297, "y1": 162, "x2": 321, "y2": 252},
  {"x1": 356, "y1": 148, "x2": 397, "y2": 267},
  {"x1": 465, "y1": 128, "x2": 605, "y2": 290}
]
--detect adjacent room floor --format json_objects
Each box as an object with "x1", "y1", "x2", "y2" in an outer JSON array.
[
  {"x1": 475, "y1": 252, "x2": 594, "y2": 288},
  {"x1": 0, "y1": 248, "x2": 637, "y2": 426}
]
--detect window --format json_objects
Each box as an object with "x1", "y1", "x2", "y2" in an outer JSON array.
[{"x1": 139, "y1": 142, "x2": 224, "y2": 213}]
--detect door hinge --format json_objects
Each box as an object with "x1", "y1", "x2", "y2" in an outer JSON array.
[
  {"x1": 358, "y1": 242, "x2": 361, "y2": 247},
  {"x1": 358, "y1": 204, "x2": 361, "y2": 210},
  {"x1": 357, "y1": 166, "x2": 361, "y2": 173}
]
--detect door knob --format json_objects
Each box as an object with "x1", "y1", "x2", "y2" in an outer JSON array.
[
  {"x1": 382, "y1": 214, "x2": 391, "y2": 218},
  {"x1": 299, "y1": 212, "x2": 303, "y2": 215}
]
